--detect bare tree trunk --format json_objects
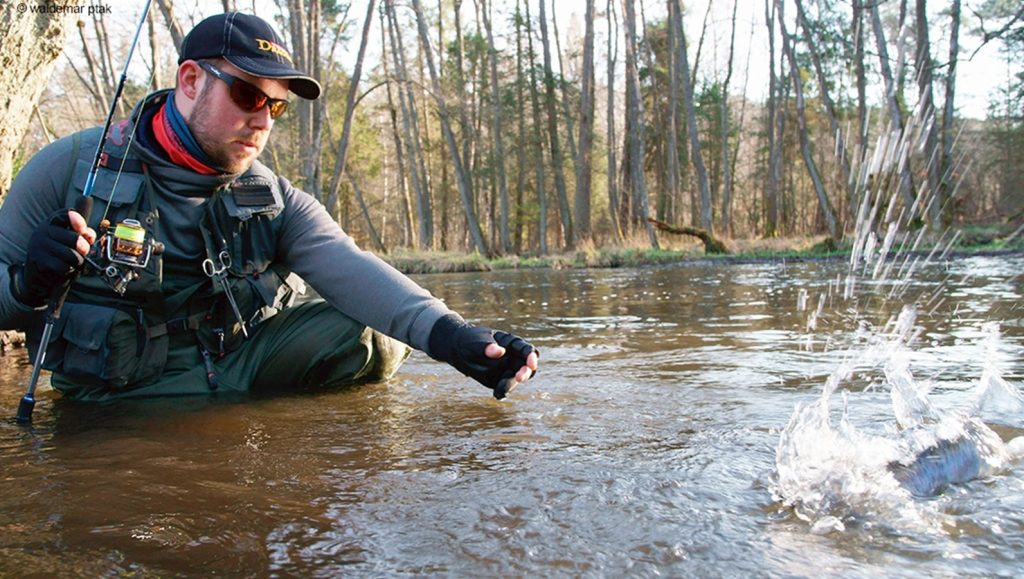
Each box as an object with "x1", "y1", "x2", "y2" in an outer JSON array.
[
  {"x1": 915, "y1": 0, "x2": 941, "y2": 227},
  {"x1": 624, "y1": 0, "x2": 659, "y2": 247},
  {"x1": 349, "y1": 173, "x2": 387, "y2": 253},
  {"x1": 481, "y1": 0, "x2": 511, "y2": 253},
  {"x1": 384, "y1": 69, "x2": 416, "y2": 248},
  {"x1": 895, "y1": 0, "x2": 910, "y2": 107},
  {"x1": 411, "y1": 0, "x2": 489, "y2": 255},
  {"x1": 93, "y1": 12, "x2": 121, "y2": 115},
  {"x1": 720, "y1": 0, "x2": 738, "y2": 237},
  {"x1": 385, "y1": 0, "x2": 432, "y2": 249},
  {"x1": 873, "y1": 2, "x2": 905, "y2": 137},
  {"x1": 853, "y1": 0, "x2": 869, "y2": 163},
  {"x1": 452, "y1": 0, "x2": 474, "y2": 187},
  {"x1": 664, "y1": 0, "x2": 681, "y2": 228},
  {"x1": 675, "y1": 0, "x2": 714, "y2": 233},
  {"x1": 778, "y1": 0, "x2": 839, "y2": 239},
  {"x1": 325, "y1": 0, "x2": 375, "y2": 219},
  {"x1": 940, "y1": 0, "x2": 961, "y2": 228},
  {"x1": 606, "y1": 0, "x2": 623, "y2": 242},
  {"x1": 434, "y1": 0, "x2": 449, "y2": 251},
  {"x1": 574, "y1": 0, "x2": 596, "y2": 246},
  {"x1": 379, "y1": 7, "x2": 415, "y2": 248},
  {"x1": 287, "y1": 0, "x2": 320, "y2": 198},
  {"x1": 78, "y1": 18, "x2": 111, "y2": 116},
  {"x1": 156, "y1": 0, "x2": 184, "y2": 53},
  {"x1": 551, "y1": 7, "x2": 579, "y2": 168},
  {"x1": 870, "y1": 1, "x2": 916, "y2": 209},
  {"x1": 147, "y1": 6, "x2": 161, "y2": 90},
  {"x1": 0, "y1": 4, "x2": 74, "y2": 196},
  {"x1": 728, "y1": 14, "x2": 754, "y2": 235},
  {"x1": 514, "y1": 0, "x2": 528, "y2": 252},
  {"x1": 764, "y1": 0, "x2": 781, "y2": 237},
  {"x1": 539, "y1": 0, "x2": 573, "y2": 248},
  {"x1": 690, "y1": 0, "x2": 713, "y2": 89},
  {"x1": 524, "y1": 0, "x2": 549, "y2": 254},
  {"x1": 795, "y1": 0, "x2": 854, "y2": 231}
]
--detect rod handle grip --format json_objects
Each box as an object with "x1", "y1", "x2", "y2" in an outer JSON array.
[{"x1": 74, "y1": 195, "x2": 93, "y2": 222}]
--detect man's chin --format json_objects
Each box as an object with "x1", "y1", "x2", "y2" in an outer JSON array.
[{"x1": 216, "y1": 154, "x2": 258, "y2": 175}]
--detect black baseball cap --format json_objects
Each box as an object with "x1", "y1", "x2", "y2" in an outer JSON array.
[{"x1": 178, "y1": 12, "x2": 321, "y2": 100}]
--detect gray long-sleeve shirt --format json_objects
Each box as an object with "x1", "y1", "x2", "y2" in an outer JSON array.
[{"x1": 0, "y1": 93, "x2": 453, "y2": 356}]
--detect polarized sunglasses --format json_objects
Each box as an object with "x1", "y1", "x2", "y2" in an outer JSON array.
[{"x1": 197, "y1": 61, "x2": 290, "y2": 119}]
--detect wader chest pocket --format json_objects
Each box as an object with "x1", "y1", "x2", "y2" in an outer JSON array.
[{"x1": 42, "y1": 303, "x2": 167, "y2": 389}]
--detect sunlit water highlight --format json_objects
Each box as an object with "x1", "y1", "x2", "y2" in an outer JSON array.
[{"x1": 0, "y1": 254, "x2": 1021, "y2": 576}]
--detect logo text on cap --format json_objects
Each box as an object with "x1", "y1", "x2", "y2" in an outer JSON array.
[{"x1": 255, "y1": 38, "x2": 293, "y2": 63}]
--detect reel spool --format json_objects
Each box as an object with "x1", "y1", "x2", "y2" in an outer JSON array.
[{"x1": 89, "y1": 218, "x2": 164, "y2": 294}]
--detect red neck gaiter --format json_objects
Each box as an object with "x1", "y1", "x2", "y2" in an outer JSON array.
[{"x1": 152, "y1": 103, "x2": 220, "y2": 175}]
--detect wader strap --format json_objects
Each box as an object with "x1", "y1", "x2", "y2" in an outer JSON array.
[
  {"x1": 146, "y1": 311, "x2": 206, "y2": 339},
  {"x1": 143, "y1": 276, "x2": 206, "y2": 339}
]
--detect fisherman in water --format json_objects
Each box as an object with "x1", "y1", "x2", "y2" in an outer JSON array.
[{"x1": 0, "y1": 12, "x2": 538, "y2": 401}]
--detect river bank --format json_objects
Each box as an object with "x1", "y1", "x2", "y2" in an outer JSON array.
[{"x1": 381, "y1": 232, "x2": 1023, "y2": 274}]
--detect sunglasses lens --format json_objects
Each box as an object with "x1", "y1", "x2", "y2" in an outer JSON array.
[
  {"x1": 231, "y1": 81, "x2": 268, "y2": 113},
  {"x1": 268, "y1": 100, "x2": 288, "y2": 119},
  {"x1": 230, "y1": 79, "x2": 288, "y2": 119}
]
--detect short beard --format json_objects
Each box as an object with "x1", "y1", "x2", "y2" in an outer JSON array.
[{"x1": 186, "y1": 77, "x2": 254, "y2": 174}]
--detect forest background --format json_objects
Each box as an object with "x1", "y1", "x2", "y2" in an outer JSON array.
[{"x1": 1, "y1": 0, "x2": 1022, "y2": 266}]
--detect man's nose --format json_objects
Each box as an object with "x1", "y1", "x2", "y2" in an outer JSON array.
[{"x1": 248, "y1": 105, "x2": 273, "y2": 130}]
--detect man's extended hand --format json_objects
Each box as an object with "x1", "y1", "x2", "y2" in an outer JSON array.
[
  {"x1": 429, "y1": 314, "x2": 540, "y2": 399},
  {"x1": 10, "y1": 209, "x2": 96, "y2": 307},
  {"x1": 484, "y1": 332, "x2": 540, "y2": 398}
]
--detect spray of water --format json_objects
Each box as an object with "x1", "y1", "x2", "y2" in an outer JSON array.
[{"x1": 772, "y1": 309, "x2": 1023, "y2": 534}]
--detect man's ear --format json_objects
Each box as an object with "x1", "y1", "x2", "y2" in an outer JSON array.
[{"x1": 177, "y1": 60, "x2": 203, "y2": 101}]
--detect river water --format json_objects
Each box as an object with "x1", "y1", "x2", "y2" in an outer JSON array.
[{"x1": 0, "y1": 254, "x2": 1021, "y2": 576}]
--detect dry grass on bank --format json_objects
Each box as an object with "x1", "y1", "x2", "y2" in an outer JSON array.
[{"x1": 382, "y1": 234, "x2": 838, "y2": 275}]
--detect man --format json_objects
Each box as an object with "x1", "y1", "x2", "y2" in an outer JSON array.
[{"x1": 0, "y1": 12, "x2": 538, "y2": 401}]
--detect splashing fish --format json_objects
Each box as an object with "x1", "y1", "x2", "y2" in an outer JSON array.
[{"x1": 887, "y1": 419, "x2": 1024, "y2": 497}]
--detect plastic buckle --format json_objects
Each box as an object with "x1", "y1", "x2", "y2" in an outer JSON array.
[{"x1": 166, "y1": 317, "x2": 189, "y2": 335}]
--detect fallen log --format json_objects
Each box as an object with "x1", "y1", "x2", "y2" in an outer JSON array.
[{"x1": 648, "y1": 218, "x2": 730, "y2": 254}]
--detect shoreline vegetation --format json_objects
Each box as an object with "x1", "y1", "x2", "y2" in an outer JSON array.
[
  {"x1": 386, "y1": 225, "x2": 1024, "y2": 274},
  {"x1": 1, "y1": 227, "x2": 1020, "y2": 354}
]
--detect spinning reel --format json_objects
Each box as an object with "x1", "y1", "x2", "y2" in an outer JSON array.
[{"x1": 86, "y1": 217, "x2": 165, "y2": 295}]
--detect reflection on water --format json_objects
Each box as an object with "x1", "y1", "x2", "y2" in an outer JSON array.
[{"x1": 0, "y1": 255, "x2": 1021, "y2": 576}]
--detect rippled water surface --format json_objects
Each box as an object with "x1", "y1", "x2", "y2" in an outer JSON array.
[{"x1": 1, "y1": 254, "x2": 1022, "y2": 576}]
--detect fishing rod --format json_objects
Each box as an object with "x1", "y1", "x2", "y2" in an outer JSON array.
[{"x1": 16, "y1": 0, "x2": 154, "y2": 425}]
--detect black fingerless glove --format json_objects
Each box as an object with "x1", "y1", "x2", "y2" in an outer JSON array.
[
  {"x1": 428, "y1": 314, "x2": 538, "y2": 399},
  {"x1": 10, "y1": 209, "x2": 85, "y2": 308}
]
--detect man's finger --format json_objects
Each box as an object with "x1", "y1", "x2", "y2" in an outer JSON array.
[
  {"x1": 516, "y1": 366, "x2": 533, "y2": 382},
  {"x1": 526, "y1": 351, "x2": 539, "y2": 370},
  {"x1": 484, "y1": 342, "x2": 506, "y2": 359},
  {"x1": 67, "y1": 210, "x2": 97, "y2": 249}
]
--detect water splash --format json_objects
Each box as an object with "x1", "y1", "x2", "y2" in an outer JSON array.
[{"x1": 772, "y1": 311, "x2": 1024, "y2": 534}]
